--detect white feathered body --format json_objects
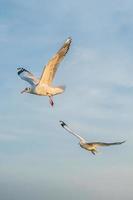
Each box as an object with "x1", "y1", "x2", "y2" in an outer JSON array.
[
  {"x1": 31, "y1": 84, "x2": 65, "y2": 96},
  {"x1": 79, "y1": 142, "x2": 96, "y2": 151}
]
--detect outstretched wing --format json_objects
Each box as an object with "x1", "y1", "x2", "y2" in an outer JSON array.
[
  {"x1": 39, "y1": 37, "x2": 72, "y2": 86},
  {"x1": 89, "y1": 141, "x2": 126, "y2": 147},
  {"x1": 60, "y1": 121, "x2": 86, "y2": 142},
  {"x1": 17, "y1": 67, "x2": 39, "y2": 86}
]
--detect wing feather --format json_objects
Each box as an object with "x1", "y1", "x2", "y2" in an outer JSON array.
[
  {"x1": 60, "y1": 121, "x2": 86, "y2": 142},
  {"x1": 39, "y1": 37, "x2": 72, "y2": 86},
  {"x1": 88, "y1": 141, "x2": 126, "y2": 147},
  {"x1": 17, "y1": 67, "x2": 39, "y2": 86}
]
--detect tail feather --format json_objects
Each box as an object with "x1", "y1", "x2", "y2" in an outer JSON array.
[
  {"x1": 58, "y1": 85, "x2": 66, "y2": 91},
  {"x1": 51, "y1": 85, "x2": 66, "y2": 95}
]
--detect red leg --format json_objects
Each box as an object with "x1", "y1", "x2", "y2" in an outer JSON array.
[{"x1": 49, "y1": 96, "x2": 54, "y2": 107}]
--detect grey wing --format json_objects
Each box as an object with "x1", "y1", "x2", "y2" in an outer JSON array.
[
  {"x1": 39, "y1": 37, "x2": 72, "y2": 86},
  {"x1": 91, "y1": 141, "x2": 126, "y2": 147},
  {"x1": 59, "y1": 120, "x2": 86, "y2": 142},
  {"x1": 17, "y1": 67, "x2": 39, "y2": 86}
]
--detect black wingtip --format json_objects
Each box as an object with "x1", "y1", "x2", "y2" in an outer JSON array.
[
  {"x1": 121, "y1": 140, "x2": 126, "y2": 144},
  {"x1": 59, "y1": 120, "x2": 67, "y2": 127},
  {"x1": 17, "y1": 67, "x2": 24, "y2": 75},
  {"x1": 17, "y1": 67, "x2": 30, "y2": 75}
]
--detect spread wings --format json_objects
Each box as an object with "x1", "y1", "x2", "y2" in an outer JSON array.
[
  {"x1": 88, "y1": 141, "x2": 126, "y2": 147},
  {"x1": 39, "y1": 37, "x2": 72, "y2": 86},
  {"x1": 60, "y1": 121, "x2": 86, "y2": 142},
  {"x1": 17, "y1": 67, "x2": 39, "y2": 86}
]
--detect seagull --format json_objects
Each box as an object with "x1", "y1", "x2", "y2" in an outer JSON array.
[
  {"x1": 59, "y1": 121, "x2": 125, "y2": 155},
  {"x1": 17, "y1": 37, "x2": 72, "y2": 106}
]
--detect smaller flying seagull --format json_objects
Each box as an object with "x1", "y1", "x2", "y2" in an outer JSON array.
[
  {"x1": 60, "y1": 121, "x2": 125, "y2": 155},
  {"x1": 17, "y1": 37, "x2": 72, "y2": 106}
]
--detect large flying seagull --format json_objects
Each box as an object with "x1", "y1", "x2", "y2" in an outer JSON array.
[{"x1": 17, "y1": 37, "x2": 72, "y2": 106}]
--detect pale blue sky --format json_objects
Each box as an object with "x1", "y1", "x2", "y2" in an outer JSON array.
[{"x1": 0, "y1": 0, "x2": 133, "y2": 199}]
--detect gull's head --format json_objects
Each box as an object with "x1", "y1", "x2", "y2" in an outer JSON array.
[{"x1": 21, "y1": 87, "x2": 31, "y2": 94}]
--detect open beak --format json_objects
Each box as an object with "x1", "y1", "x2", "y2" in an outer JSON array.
[{"x1": 21, "y1": 89, "x2": 26, "y2": 94}]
